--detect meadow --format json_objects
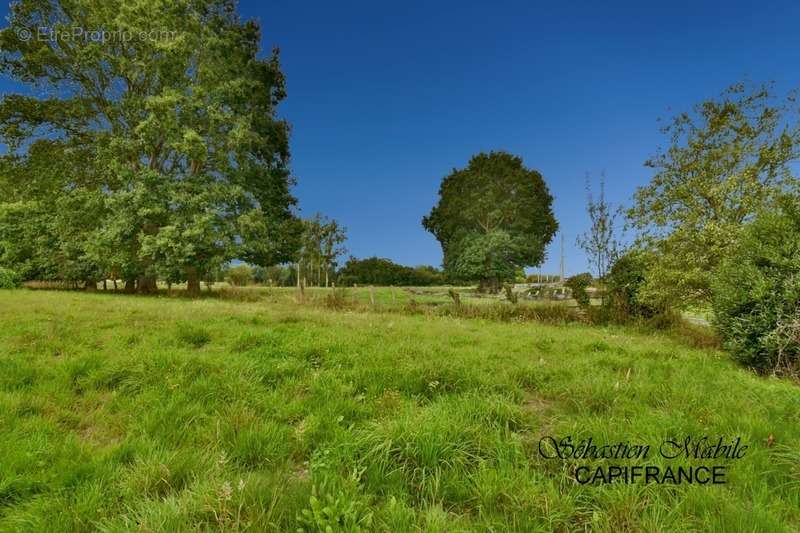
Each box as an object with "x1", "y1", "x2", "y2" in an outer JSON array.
[{"x1": 0, "y1": 289, "x2": 798, "y2": 532}]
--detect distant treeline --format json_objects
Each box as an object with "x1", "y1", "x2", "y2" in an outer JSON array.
[
  {"x1": 222, "y1": 257, "x2": 446, "y2": 287},
  {"x1": 336, "y1": 257, "x2": 445, "y2": 286}
]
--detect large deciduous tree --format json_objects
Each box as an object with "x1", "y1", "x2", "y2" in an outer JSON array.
[
  {"x1": 628, "y1": 82, "x2": 800, "y2": 307},
  {"x1": 423, "y1": 151, "x2": 557, "y2": 292},
  {"x1": 0, "y1": 0, "x2": 300, "y2": 294}
]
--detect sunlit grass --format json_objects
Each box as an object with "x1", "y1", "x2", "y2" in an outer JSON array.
[{"x1": 0, "y1": 290, "x2": 797, "y2": 531}]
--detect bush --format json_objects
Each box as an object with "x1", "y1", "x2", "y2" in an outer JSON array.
[
  {"x1": 564, "y1": 273, "x2": 592, "y2": 307},
  {"x1": 0, "y1": 267, "x2": 20, "y2": 289},
  {"x1": 225, "y1": 264, "x2": 254, "y2": 287},
  {"x1": 712, "y1": 196, "x2": 800, "y2": 374},
  {"x1": 604, "y1": 251, "x2": 660, "y2": 321}
]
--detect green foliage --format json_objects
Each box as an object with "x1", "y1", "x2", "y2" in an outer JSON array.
[
  {"x1": 565, "y1": 273, "x2": 593, "y2": 307},
  {"x1": 254, "y1": 264, "x2": 296, "y2": 286},
  {"x1": 604, "y1": 251, "x2": 660, "y2": 320},
  {"x1": 712, "y1": 196, "x2": 800, "y2": 374},
  {"x1": 576, "y1": 174, "x2": 623, "y2": 279},
  {"x1": 337, "y1": 257, "x2": 444, "y2": 286},
  {"x1": 175, "y1": 323, "x2": 212, "y2": 349},
  {"x1": 0, "y1": 266, "x2": 19, "y2": 288},
  {"x1": 423, "y1": 152, "x2": 557, "y2": 291},
  {"x1": 629, "y1": 82, "x2": 800, "y2": 307},
  {"x1": 0, "y1": 0, "x2": 300, "y2": 291},
  {"x1": 298, "y1": 214, "x2": 347, "y2": 287},
  {"x1": 297, "y1": 485, "x2": 373, "y2": 532},
  {"x1": 451, "y1": 230, "x2": 518, "y2": 292},
  {"x1": 225, "y1": 264, "x2": 255, "y2": 287}
]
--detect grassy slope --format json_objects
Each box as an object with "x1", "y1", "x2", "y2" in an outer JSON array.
[{"x1": 0, "y1": 290, "x2": 798, "y2": 532}]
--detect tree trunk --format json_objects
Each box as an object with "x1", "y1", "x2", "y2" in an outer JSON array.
[
  {"x1": 479, "y1": 277, "x2": 500, "y2": 294},
  {"x1": 84, "y1": 280, "x2": 97, "y2": 291},
  {"x1": 124, "y1": 278, "x2": 137, "y2": 293},
  {"x1": 325, "y1": 267, "x2": 329, "y2": 288},
  {"x1": 186, "y1": 266, "x2": 201, "y2": 295},
  {"x1": 113, "y1": 279, "x2": 117, "y2": 291},
  {"x1": 137, "y1": 276, "x2": 157, "y2": 294},
  {"x1": 103, "y1": 279, "x2": 107, "y2": 291}
]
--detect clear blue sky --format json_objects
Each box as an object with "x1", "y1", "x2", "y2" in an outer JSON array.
[{"x1": 4, "y1": 1, "x2": 800, "y2": 274}]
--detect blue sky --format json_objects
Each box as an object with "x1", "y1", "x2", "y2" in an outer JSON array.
[{"x1": 4, "y1": 1, "x2": 800, "y2": 274}]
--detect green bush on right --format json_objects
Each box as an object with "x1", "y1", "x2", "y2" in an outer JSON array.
[{"x1": 712, "y1": 195, "x2": 800, "y2": 375}]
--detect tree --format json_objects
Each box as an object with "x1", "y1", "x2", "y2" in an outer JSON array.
[
  {"x1": 297, "y1": 214, "x2": 346, "y2": 287},
  {"x1": 337, "y1": 257, "x2": 445, "y2": 286},
  {"x1": 628, "y1": 82, "x2": 800, "y2": 307},
  {"x1": 712, "y1": 195, "x2": 800, "y2": 374},
  {"x1": 253, "y1": 264, "x2": 294, "y2": 286},
  {"x1": 422, "y1": 151, "x2": 558, "y2": 293},
  {"x1": 0, "y1": 0, "x2": 300, "y2": 294},
  {"x1": 320, "y1": 218, "x2": 347, "y2": 287},
  {"x1": 225, "y1": 264, "x2": 255, "y2": 287},
  {"x1": 577, "y1": 173, "x2": 623, "y2": 280}
]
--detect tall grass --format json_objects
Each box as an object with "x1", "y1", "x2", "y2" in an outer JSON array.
[{"x1": 0, "y1": 290, "x2": 792, "y2": 530}]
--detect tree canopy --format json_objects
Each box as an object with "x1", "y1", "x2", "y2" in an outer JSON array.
[
  {"x1": 297, "y1": 213, "x2": 347, "y2": 287},
  {"x1": 0, "y1": 0, "x2": 301, "y2": 293},
  {"x1": 422, "y1": 151, "x2": 557, "y2": 292},
  {"x1": 337, "y1": 257, "x2": 444, "y2": 287},
  {"x1": 628, "y1": 82, "x2": 800, "y2": 307}
]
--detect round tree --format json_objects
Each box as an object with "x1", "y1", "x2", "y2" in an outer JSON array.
[{"x1": 422, "y1": 152, "x2": 558, "y2": 292}]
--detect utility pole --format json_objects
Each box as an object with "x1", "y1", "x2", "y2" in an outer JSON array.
[{"x1": 559, "y1": 232, "x2": 565, "y2": 283}]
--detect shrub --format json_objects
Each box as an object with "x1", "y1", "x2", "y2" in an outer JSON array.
[
  {"x1": 503, "y1": 283, "x2": 518, "y2": 304},
  {"x1": 604, "y1": 251, "x2": 659, "y2": 321},
  {"x1": 712, "y1": 196, "x2": 800, "y2": 374},
  {"x1": 0, "y1": 267, "x2": 20, "y2": 289},
  {"x1": 225, "y1": 264, "x2": 254, "y2": 287},
  {"x1": 564, "y1": 272, "x2": 592, "y2": 307}
]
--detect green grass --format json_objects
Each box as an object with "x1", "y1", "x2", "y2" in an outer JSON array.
[{"x1": 0, "y1": 290, "x2": 798, "y2": 531}]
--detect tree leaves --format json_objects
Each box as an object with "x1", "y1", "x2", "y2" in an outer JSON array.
[
  {"x1": 422, "y1": 151, "x2": 557, "y2": 288},
  {"x1": 0, "y1": 0, "x2": 299, "y2": 287}
]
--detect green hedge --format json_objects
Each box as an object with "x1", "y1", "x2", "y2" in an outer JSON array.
[{"x1": 712, "y1": 196, "x2": 800, "y2": 374}]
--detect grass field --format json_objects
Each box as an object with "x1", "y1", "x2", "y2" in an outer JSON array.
[{"x1": 0, "y1": 290, "x2": 798, "y2": 531}]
